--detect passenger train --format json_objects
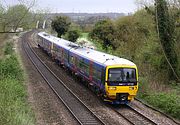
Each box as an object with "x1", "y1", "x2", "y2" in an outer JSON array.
[{"x1": 37, "y1": 32, "x2": 138, "y2": 104}]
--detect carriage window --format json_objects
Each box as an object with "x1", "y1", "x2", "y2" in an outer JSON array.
[
  {"x1": 93, "y1": 66, "x2": 102, "y2": 82},
  {"x1": 63, "y1": 51, "x2": 68, "y2": 60},
  {"x1": 70, "y1": 56, "x2": 75, "y2": 64},
  {"x1": 79, "y1": 60, "x2": 89, "y2": 75}
]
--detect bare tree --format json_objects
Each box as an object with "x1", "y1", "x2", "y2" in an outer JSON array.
[{"x1": 0, "y1": 0, "x2": 36, "y2": 33}]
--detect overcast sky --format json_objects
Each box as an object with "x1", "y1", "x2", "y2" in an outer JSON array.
[{"x1": 2, "y1": 0, "x2": 138, "y2": 13}]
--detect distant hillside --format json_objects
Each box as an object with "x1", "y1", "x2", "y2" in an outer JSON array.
[
  {"x1": 37, "y1": 13, "x2": 127, "y2": 30},
  {"x1": 45, "y1": 13, "x2": 126, "y2": 21}
]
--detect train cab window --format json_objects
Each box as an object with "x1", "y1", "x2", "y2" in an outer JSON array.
[
  {"x1": 123, "y1": 69, "x2": 136, "y2": 82},
  {"x1": 108, "y1": 68, "x2": 136, "y2": 83},
  {"x1": 109, "y1": 69, "x2": 122, "y2": 82}
]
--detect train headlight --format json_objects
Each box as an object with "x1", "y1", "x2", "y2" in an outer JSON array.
[
  {"x1": 108, "y1": 87, "x2": 116, "y2": 90},
  {"x1": 129, "y1": 87, "x2": 134, "y2": 90}
]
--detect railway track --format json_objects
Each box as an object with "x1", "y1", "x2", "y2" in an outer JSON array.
[
  {"x1": 22, "y1": 31, "x2": 105, "y2": 125},
  {"x1": 110, "y1": 105, "x2": 158, "y2": 125},
  {"x1": 134, "y1": 98, "x2": 180, "y2": 125}
]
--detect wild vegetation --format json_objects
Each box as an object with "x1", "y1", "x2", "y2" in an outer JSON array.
[
  {"x1": 88, "y1": 0, "x2": 180, "y2": 119},
  {"x1": 0, "y1": 40, "x2": 35, "y2": 125},
  {"x1": 0, "y1": 1, "x2": 37, "y2": 124}
]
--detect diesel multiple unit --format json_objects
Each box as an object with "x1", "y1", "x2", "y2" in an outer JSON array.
[{"x1": 37, "y1": 32, "x2": 138, "y2": 104}]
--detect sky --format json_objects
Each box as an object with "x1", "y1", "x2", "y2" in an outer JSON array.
[{"x1": 1, "y1": 0, "x2": 138, "y2": 13}]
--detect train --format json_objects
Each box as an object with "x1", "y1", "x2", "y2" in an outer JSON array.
[{"x1": 37, "y1": 32, "x2": 138, "y2": 104}]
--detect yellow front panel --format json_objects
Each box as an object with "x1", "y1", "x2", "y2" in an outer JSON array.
[{"x1": 105, "y1": 65, "x2": 138, "y2": 100}]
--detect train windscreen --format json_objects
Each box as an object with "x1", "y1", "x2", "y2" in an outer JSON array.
[{"x1": 108, "y1": 68, "x2": 136, "y2": 83}]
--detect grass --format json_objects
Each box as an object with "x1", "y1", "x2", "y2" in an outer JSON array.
[
  {"x1": 137, "y1": 77, "x2": 180, "y2": 120},
  {"x1": 81, "y1": 32, "x2": 89, "y2": 39},
  {"x1": 0, "y1": 41, "x2": 35, "y2": 125}
]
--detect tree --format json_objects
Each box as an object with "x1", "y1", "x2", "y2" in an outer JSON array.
[
  {"x1": 155, "y1": 0, "x2": 179, "y2": 80},
  {"x1": 66, "y1": 29, "x2": 80, "y2": 42},
  {"x1": 51, "y1": 16, "x2": 71, "y2": 38},
  {"x1": 114, "y1": 14, "x2": 152, "y2": 60},
  {"x1": 0, "y1": 0, "x2": 36, "y2": 32},
  {"x1": 89, "y1": 19, "x2": 115, "y2": 50}
]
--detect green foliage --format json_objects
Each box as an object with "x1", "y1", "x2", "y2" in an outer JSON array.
[
  {"x1": 0, "y1": 55, "x2": 23, "y2": 81},
  {"x1": 0, "y1": 4, "x2": 34, "y2": 32},
  {"x1": 4, "y1": 42, "x2": 14, "y2": 55},
  {"x1": 89, "y1": 19, "x2": 115, "y2": 50},
  {"x1": 0, "y1": 78, "x2": 35, "y2": 125},
  {"x1": 156, "y1": 0, "x2": 178, "y2": 80},
  {"x1": 137, "y1": 77, "x2": 150, "y2": 98},
  {"x1": 114, "y1": 15, "x2": 152, "y2": 60},
  {"x1": 0, "y1": 42, "x2": 35, "y2": 125},
  {"x1": 137, "y1": 77, "x2": 180, "y2": 120},
  {"x1": 51, "y1": 16, "x2": 71, "y2": 38},
  {"x1": 174, "y1": 25, "x2": 180, "y2": 76},
  {"x1": 66, "y1": 29, "x2": 80, "y2": 42},
  {"x1": 144, "y1": 92, "x2": 180, "y2": 119}
]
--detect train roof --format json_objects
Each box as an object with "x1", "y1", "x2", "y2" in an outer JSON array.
[
  {"x1": 38, "y1": 32, "x2": 79, "y2": 50},
  {"x1": 38, "y1": 32, "x2": 136, "y2": 67},
  {"x1": 70, "y1": 47, "x2": 135, "y2": 66}
]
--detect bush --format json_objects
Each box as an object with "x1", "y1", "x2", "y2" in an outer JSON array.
[
  {"x1": 66, "y1": 29, "x2": 80, "y2": 42},
  {"x1": 137, "y1": 77, "x2": 150, "y2": 98},
  {"x1": 4, "y1": 42, "x2": 14, "y2": 55},
  {"x1": 144, "y1": 92, "x2": 180, "y2": 119},
  {"x1": 0, "y1": 55, "x2": 23, "y2": 81}
]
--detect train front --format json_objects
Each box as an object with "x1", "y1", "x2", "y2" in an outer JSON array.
[{"x1": 104, "y1": 65, "x2": 138, "y2": 104}]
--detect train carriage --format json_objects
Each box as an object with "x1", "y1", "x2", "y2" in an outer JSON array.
[{"x1": 37, "y1": 32, "x2": 138, "y2": 104}]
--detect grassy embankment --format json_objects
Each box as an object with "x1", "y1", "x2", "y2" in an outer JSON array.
[
  {"x1": 0, "y1": 35, "x2": 35, "y2": 125},
  {"x1": 80, "y1": 32, "x2": 180, "y2": 120}
]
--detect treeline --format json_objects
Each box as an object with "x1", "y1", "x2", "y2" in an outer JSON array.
[{"x1": 89, "y1": 0, "x2": 180, "y2": 83}]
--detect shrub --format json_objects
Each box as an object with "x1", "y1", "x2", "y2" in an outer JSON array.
[
  {"x1": 0, "y1": 55, "x2": 23, "y2": 81},
  {"x1": 4, "y1": 42, "x2": 14, "y2": 55},
  {"x1": 144, "y1": 92, "x2": 180, "y2": 119},
  {"x1": 66, "y1": 29, "x2": 80, "y2": 42}
]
